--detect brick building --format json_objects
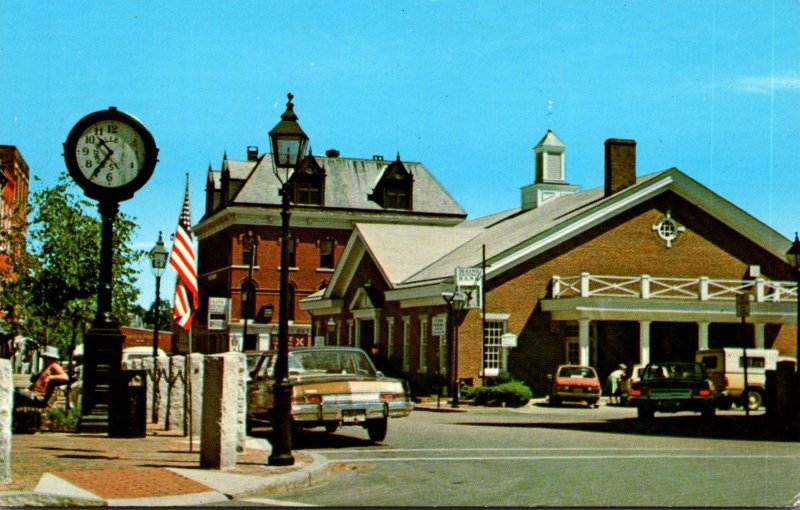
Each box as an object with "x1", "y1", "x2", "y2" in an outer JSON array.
[
  {"x1": 193, "y1": 145, "x2": 466, "y2": 353},
  {"x1": 0, "y1": 146, "x2": 29, "y2": 279},
  {"x1": 0, "y1": 146, "x2": 30, "y2": 351},
  {"x1": 300, "y1": 131, "x2": 798, "y2": 396}
]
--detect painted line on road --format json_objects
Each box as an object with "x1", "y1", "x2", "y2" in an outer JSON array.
[
  {"x1": 239, "y1": 497, "x2": 317, "y2": 506},
  {"x1": 318, "y1": 446, "x2": 707, "y2": 453},
  {"x1": 327, "y1": 454, "x2": 800, "y2": 463}
]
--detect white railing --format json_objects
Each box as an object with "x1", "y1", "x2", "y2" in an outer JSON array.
[{"x1": 551, "y1": 273, "x2": 798, "y2": 302}]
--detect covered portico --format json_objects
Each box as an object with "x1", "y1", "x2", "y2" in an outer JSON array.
[{"x1": 541, "y1": 272, "x2": 798, "y2": 366}]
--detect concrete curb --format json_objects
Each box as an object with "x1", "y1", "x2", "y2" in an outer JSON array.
[
  {"x1": 8, "y1": 448, "x2": 330, "y2": 506},
  {"x1": 169, "y1": 451, "x2": 330, "y2": 499},
  {"x1": 413, "y1": 405, "x2": 469, "y2": 413}
]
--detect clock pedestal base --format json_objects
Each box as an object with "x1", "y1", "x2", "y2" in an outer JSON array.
[{"x1": 77, "y1": 326, "x2": 123, "y2": 434}]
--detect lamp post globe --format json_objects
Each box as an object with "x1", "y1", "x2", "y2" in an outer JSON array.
[
  {"x1": 786, "y1": 233, "x2": 800, "y2": 369},
  {"x1": 267, "y1": 93, "x2": 308, "y2": 467}
]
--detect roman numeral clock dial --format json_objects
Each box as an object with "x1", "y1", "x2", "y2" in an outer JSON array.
[{"x1": 64, "y1": 107, "x2": 158, "y2": 202}]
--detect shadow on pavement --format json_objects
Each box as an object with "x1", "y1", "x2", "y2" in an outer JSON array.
[
  {"x1": 249, "y1": 427, "x2": 376, "y2": 449},
  {"x1": 457, "y1": 414, "x2": 800, "y2": 442}
]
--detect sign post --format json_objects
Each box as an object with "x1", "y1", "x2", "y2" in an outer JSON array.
[{"x1": 736, "y1": 292, "x2": 750, "y2": 417}]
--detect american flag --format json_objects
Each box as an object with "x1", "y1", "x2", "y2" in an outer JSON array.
[{"x1": 171, "y1": 176, "x2": 198, "y2": 330}]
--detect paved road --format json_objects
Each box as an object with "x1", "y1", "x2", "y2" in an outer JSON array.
[{"x1": 237, "y1": 402, "x2": 800, "y2": 507}]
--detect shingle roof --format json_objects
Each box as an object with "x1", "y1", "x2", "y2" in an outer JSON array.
[{"x1": 209, "y1": 154, "x2": 466, "y2": 216}]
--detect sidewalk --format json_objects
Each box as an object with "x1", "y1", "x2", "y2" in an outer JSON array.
[{"x1": 0, "y1": 424, "x2": 329, "y2": 506}]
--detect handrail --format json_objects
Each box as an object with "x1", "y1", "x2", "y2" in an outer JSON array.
[{"x1": 551, "y1": 273, "x2": 798, "y2": 302}]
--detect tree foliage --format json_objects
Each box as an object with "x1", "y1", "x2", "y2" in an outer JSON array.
[{"x1": 0, "y1": 173, "x2": 143, "y2": 355}]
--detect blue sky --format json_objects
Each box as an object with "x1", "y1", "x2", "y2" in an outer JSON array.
[{"x1": 2, "y1": 1, "x2": 800, "y2": 310}]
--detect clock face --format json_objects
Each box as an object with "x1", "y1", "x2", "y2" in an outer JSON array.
[
  {"x1": 74, "y1": 119, "x2": 147, "y2": 188},
  {"x1": 64, "y1": 108, "x2": 158, "y2": 202}
]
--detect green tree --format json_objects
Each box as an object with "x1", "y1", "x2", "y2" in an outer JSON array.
[
  {"x1": 0, "y1": 173, "x2": 143, "y2": 357},
  {"x1": 144, "y1": 299, "x2": 173, "y2": 331}
]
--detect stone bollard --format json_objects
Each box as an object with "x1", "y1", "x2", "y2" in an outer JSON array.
[
  {"x1": 186, "y1": 353, "x2": 204, "y2": 437},
  {"x1": 0, "y1": 359, "x2": 11, "y2": 483},
  {"x1": 234, "y1": 352, "x2": 246, "y2": 453},
  {"x1": 156, "y1": 356, "x2": 170, "y2": 427},
  {"x1": 200, "y1": 353, "x2": 241, "y2": 469},
  {"x1": 165, "y1": 356, "x2": 186, "y2": 431}
]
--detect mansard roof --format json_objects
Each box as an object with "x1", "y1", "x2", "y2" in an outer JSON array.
[{"x1": 205, "y1": 153, "x2": 464, "y2": 216}]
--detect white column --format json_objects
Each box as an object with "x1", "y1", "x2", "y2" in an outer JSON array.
[
  {"x1": 754, "y1": 323, "x2": 765, "y2": 348},
  {"x1": 698, "y1": 321, "x2": 710, "y2": 350},
  {"x1": 579, "y1": 319, "x2": 591, "y2": 366},
  {"x1": 639, "y1": 320, "x2": 651, "y2": 365}
]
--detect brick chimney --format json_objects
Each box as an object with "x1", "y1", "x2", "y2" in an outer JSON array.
[
  {"x1": 604, "y1": 138, "x2": 636, "y2": 197},
  {"x1": 247, "y1": 146, "x2": 259, "y2": 161}
]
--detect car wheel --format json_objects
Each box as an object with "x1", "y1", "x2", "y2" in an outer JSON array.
[
  {"x1": 718, "y1": 400, "x2": 733, "y2": 411},
  {"x1": 324, "y1": 422, "x2": 339, "y2": 433},
  {"x1": 744, "y1": 389, "x2": 763, "y2": 411},
  {"x1": 366, "y1": 418, "x2": 388, "y2": 442},
  {"x1": 637, "y1": 406, "x2": 654, "y2": 421},
  {"x1": 588, "y1": 399, "x2": 598, "y2": 408}
]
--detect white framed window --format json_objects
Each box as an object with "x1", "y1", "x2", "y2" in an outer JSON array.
[
  {"x1": 484, "y1": 320, "x2": 506, "y2": 374},
  {"x1": 419, "y1": 316, "x2": 428, "y2": 372},
  {"x1": 402, "y1": 316, "x2": 411, "y2": 371},
  {"x1": 565, "y1": 321, "x2": 596, "y2": 366}
]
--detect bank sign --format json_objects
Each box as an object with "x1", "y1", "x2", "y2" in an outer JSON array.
[{"x1": 455, "y1": 267, "x2": 483, "y2": 309}]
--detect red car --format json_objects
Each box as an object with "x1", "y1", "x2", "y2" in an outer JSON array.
[{"x1": 547, "y1": 365, "x2": 602, "y2": 407}]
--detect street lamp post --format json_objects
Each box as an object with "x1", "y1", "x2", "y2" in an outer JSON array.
[
  {"x1": 786, "y1": 233, "x2": 800, "y2": 368},
  {"x1": 268, "y1": 93, "x2": 309, "y2": 467},
  {"x1": 442, "y1": 291, "x2": 467, "y2": 409},
  {"x1": 241, "y1": 230, "x2": 258, "y2": 350},
  {"x1": 148, "y1": 231, "x2": 169, "y2": 423}
]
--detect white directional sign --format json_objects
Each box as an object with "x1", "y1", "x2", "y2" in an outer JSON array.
[{"x1": 432, "y1": 315, "x2": 447, "y2": 336}]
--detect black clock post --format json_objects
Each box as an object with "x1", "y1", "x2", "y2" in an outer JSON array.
[
  {"x1": 63, "y1": 107, "x2": 158, "y2": 434},
  {"x1": 79, "y1": 200, "x2": 126, "y2": 433}
]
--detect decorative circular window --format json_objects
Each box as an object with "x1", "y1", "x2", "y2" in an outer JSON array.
[{"x1": 651, "y1": 210, "x2": 685, "y2": 248}]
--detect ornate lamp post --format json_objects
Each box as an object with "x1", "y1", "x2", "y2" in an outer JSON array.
[
  {"x1": 241, "y1": 230, "x2": 258, "y2": 349},
  {"x1": 268, "y1": 93, "x2": 309, "y2": 466},
  {"x1": 148, "y1": 231, "x2": 169, "y2": 422},
  {"x1": 442, "y1": 291, "x2": 467, "y2": 409},
  {"x1": 786, "y1": 233, "x2": 800, "y2": 368}
]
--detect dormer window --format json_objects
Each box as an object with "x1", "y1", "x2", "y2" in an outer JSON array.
[
  {"x1": 291, "y1": 153, "x2": 325, "y2": 206},
  {"x1": 369, "y1": 155, "x2": 413, "y2": 210}
]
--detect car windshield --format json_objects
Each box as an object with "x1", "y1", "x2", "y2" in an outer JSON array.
[
  {"x1": 289, "y1": 350, "x2": 377, "y2": 377},
  {"x1": 643, "y1": 363, "x2": 703, "y2": 381},
  {"x1": 558, "y1": 366, "x2": 596, "y2": 378}
]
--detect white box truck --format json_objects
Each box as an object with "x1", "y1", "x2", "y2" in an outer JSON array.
[{"x1": 695, "y1": 348, "x2": 785, "y2": 411}]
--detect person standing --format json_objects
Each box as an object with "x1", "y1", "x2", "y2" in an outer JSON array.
[{"x1": 606, "y1": 363, "x2": 627, "y2": 405}]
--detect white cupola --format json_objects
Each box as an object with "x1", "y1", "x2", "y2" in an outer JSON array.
[{"x1": 520, "y1": 130, "x2": 580, "y2": 210}]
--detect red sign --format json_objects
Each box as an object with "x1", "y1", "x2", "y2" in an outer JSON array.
[{"x1": 270, "y1": 334, "x2": 310, "y2": 349}]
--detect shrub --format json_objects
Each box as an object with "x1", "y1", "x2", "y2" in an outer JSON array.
[
  {"x1": 460, "y1": 384, "x2": 477, "y2": 401},
  {"x1": 44, "y1": 405, "x2": 81, "y2": 432},
  {"x1": 473, "y1": 380, "x2": 532, "y2": 407}
]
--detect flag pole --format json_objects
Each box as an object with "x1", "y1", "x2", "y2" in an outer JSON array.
[{"x1": 188, "y1": 323, "x2": 193, "y2": 452}]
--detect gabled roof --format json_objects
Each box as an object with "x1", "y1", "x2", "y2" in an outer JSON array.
[{"x1": 308, "y1": 166, "x2": 794, "y2": 306}]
